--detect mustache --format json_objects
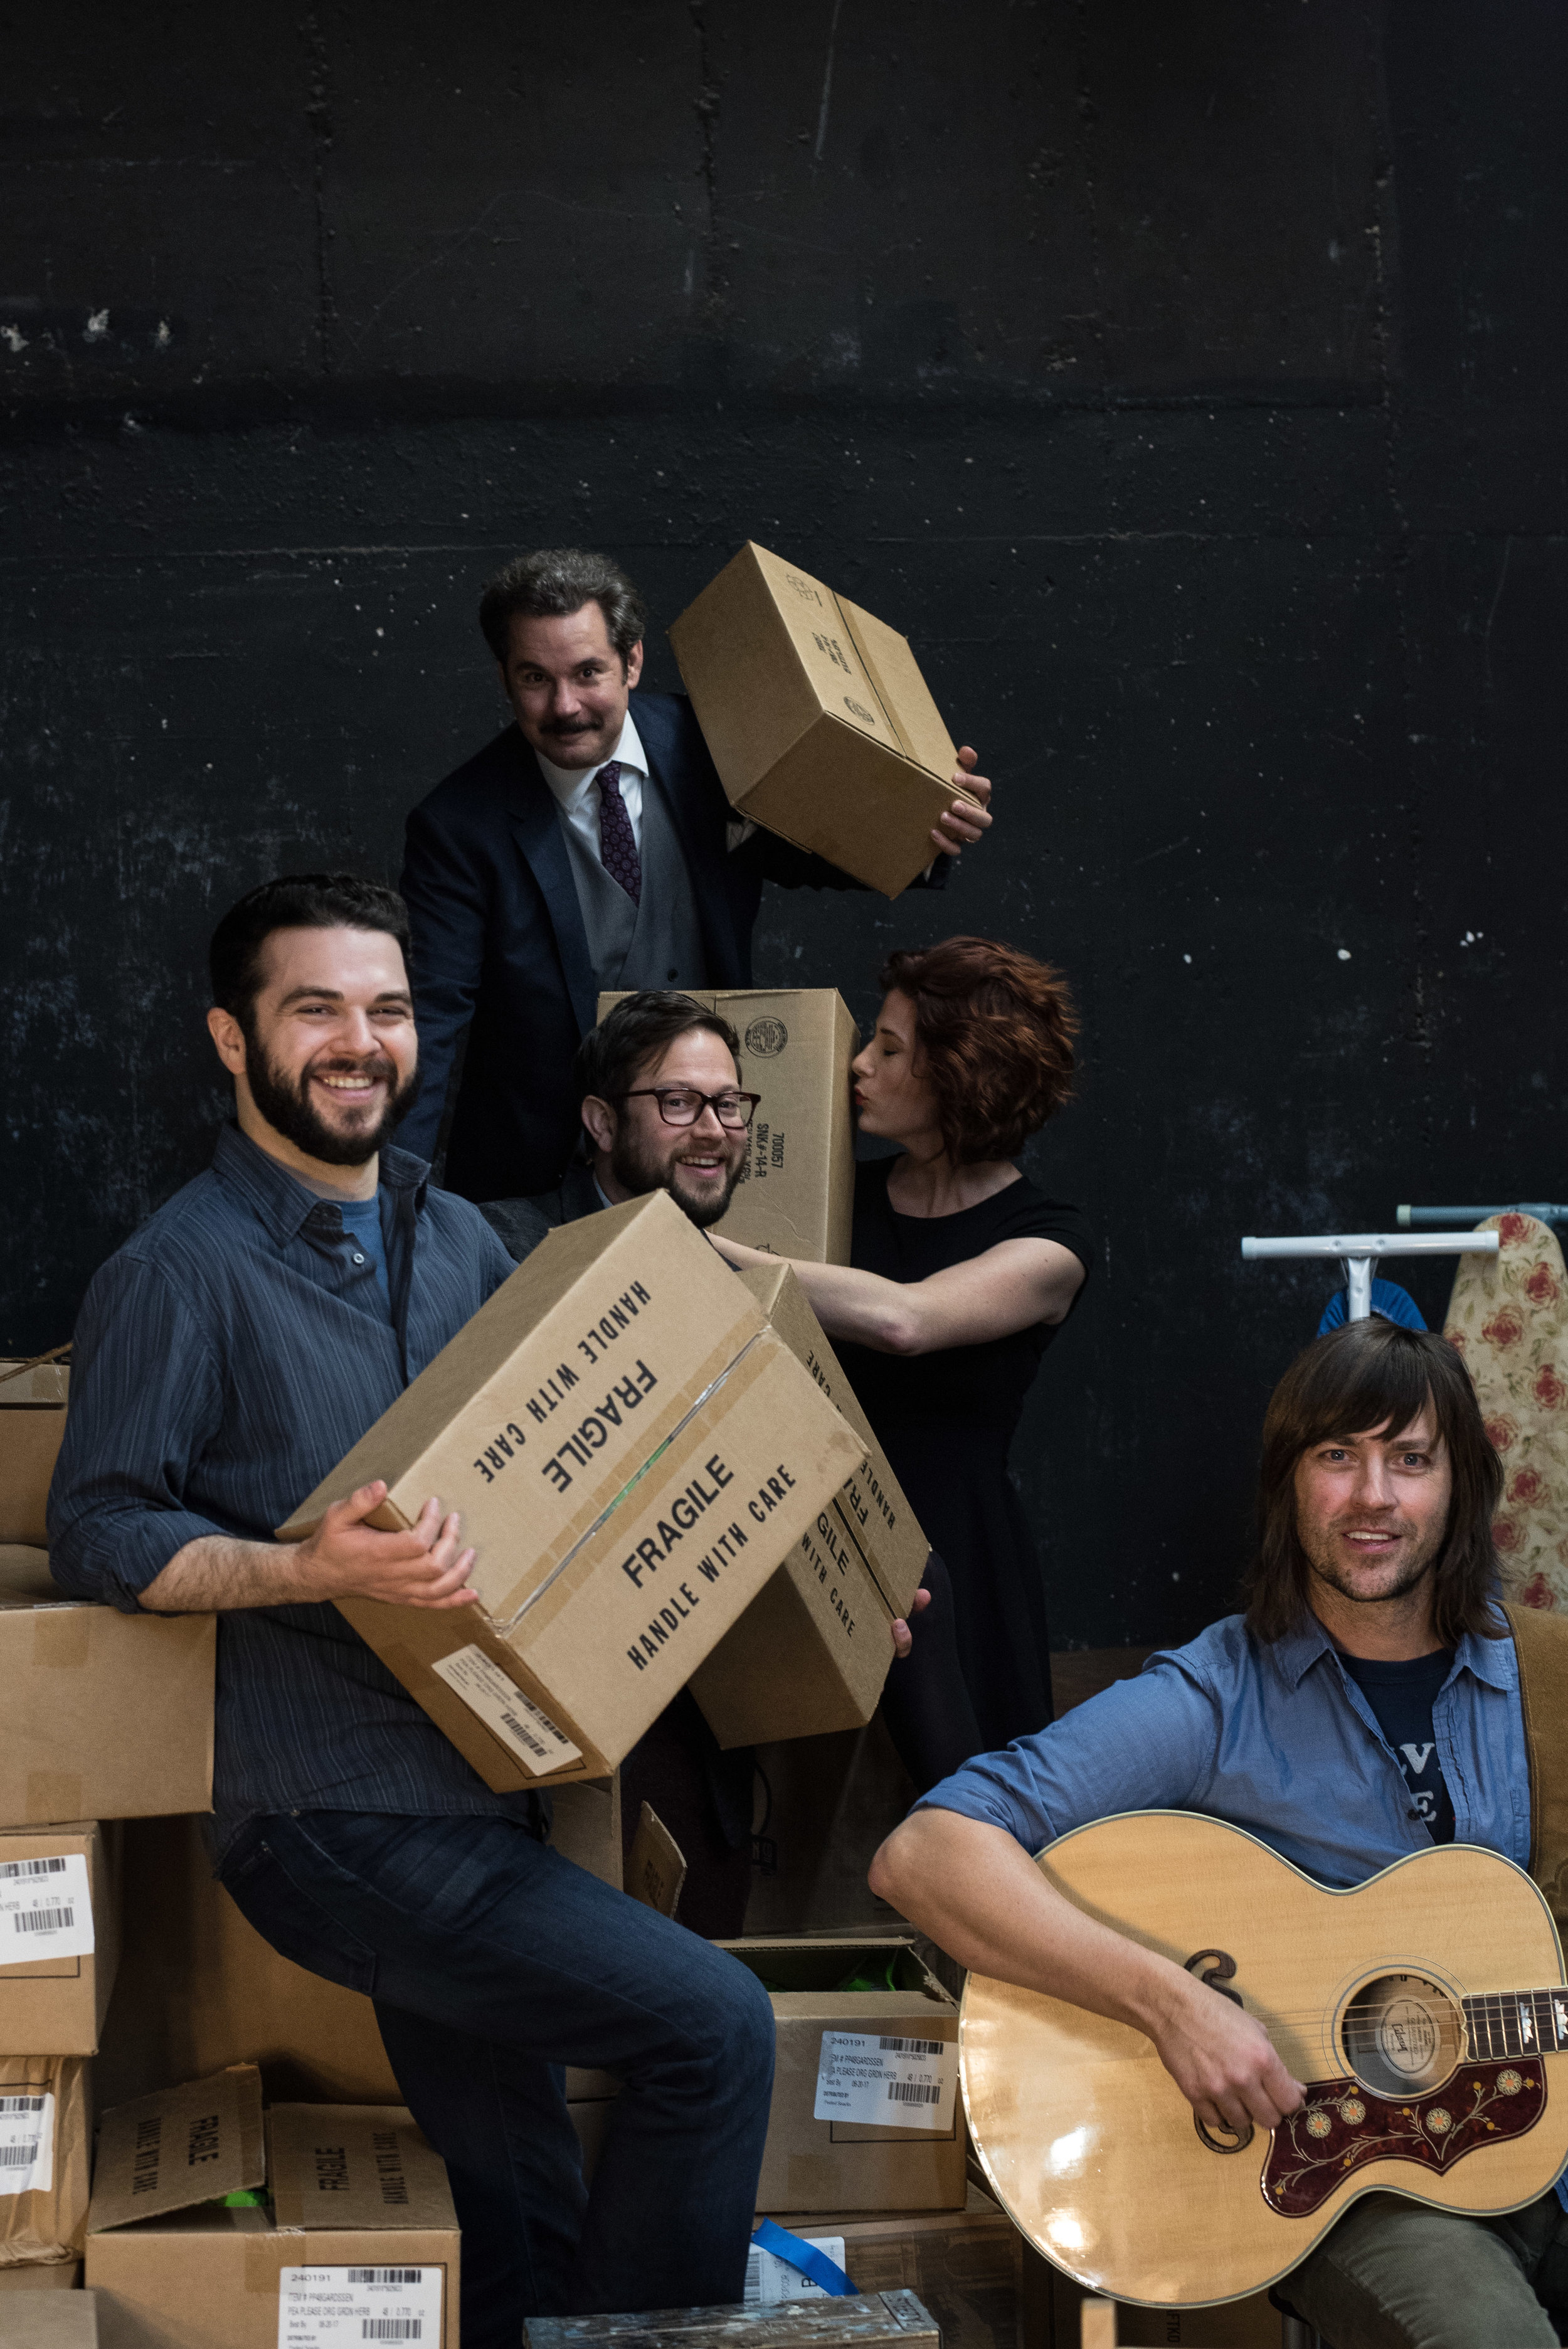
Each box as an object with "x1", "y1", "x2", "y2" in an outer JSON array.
[
  {"x1": 539, "y1": 714, "x2": 600, "y2": 736},
  {"x1": 307, "y1": 1054, "x2": 398, "y2": 1086}
]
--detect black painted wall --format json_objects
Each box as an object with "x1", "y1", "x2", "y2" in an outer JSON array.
[{"x1": 3, "y1": 2, "x2": 1562, "y2": 1649}]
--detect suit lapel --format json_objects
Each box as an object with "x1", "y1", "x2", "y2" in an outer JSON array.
[{"x1": 503, "y1": 735, "x2": 600, "y2": 1035}]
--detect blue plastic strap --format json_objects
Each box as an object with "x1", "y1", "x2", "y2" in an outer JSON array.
[{"x1": 751, "y1": 2219, "x2": 859, "y2": 2298}]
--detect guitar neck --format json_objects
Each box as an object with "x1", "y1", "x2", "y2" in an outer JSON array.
[{"x1": 1465, "y1": 1987, "x2": 1568, "y2": 2059}]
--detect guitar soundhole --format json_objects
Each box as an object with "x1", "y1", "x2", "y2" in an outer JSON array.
[{"x1": 1340, "y1": 1971, "x2": 1463, "y2": 2097}]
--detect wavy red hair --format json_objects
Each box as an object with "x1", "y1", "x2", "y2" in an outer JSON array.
[{"x1": 878, "y1": 936, "x2": 1079, "y2": 1166}]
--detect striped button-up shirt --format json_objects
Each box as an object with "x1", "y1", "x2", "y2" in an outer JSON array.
[{"x1": 48, "y1": 1123, "x2": 537, "y2": 1853}]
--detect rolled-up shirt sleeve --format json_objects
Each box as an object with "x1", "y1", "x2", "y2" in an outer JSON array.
[
  {"x1": 48, "y1": 1251, "x2": 228, "y2": 1613},
  {"x1": 914, "y1": 1657, "x2": 1225, "y2": 1852}
]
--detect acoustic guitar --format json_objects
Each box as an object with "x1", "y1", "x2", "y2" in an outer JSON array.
[{"x1": 960, "y1": 1811, "x2": 1568, "y2": 2309}]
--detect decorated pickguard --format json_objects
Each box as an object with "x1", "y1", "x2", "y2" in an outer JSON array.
[{"x1": 1262, "y1": 2061, "x2": 1546, "y2": 2217}]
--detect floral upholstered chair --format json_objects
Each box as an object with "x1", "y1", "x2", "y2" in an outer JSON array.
[{"x1": 1444, "y1": 1212, "x2": 1568, "y2": 1611}]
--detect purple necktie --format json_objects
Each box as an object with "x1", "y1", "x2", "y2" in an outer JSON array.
[{"x1": 596, "y1": 761, "x2": 642, "y2": 905}]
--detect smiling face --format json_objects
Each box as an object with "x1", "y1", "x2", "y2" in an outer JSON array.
[
  {"x1": 1292, "y1": 1404, "x2": 1454, "y2": 1614},
  {"x1": 499, "y1": 601, "x2": 644, "y2": 771},
  {"x1": 850, "y1": 989, "x2": 941, "y2": 1152},
  {"x1": 208, "y1": 924, "x2": 420, "y2": 1179},
  {"x1": 586, "y1": 1028, "x2": 749, "y2": 1229}
]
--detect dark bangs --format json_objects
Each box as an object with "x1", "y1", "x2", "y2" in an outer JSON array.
[{"x1": 1246, "y1": 1320, "x2": 1503, "y2": 1646}]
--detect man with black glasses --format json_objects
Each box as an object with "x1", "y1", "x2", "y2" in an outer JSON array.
[
  {"x1": 482, "y1": 991, "x2": 766, "y2": 1933},
  {"x1": 482, "y1": 990, "x2": 757, "y2": 1258}
]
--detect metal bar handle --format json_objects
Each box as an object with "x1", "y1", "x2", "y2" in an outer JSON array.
[{"x1": 1241, "y1": 1234, "x2": 1500, "y2": 1261}]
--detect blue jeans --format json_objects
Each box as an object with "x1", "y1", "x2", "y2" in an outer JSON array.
[{"x1": 220, "y1": 1810, "x2": 775, "y2": 2348}]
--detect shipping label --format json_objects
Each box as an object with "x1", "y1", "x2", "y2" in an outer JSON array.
[
  {"x1": 0, "y1": 2091, "x2": 55, "y2": 2198},
  {"x1": 744, "y1": 2235, "x2": 846, "y2": 2306},
  {"x1": 813, "y1": 2030, "x2": 956, "y2": 2131},
  {"x1": 430, "y1": 1646, "x2": 581, "y2": 1775},
  {"x1": 278, "y1": 2264, "x2": 443, "y2": 2347},
  {"x1": 0, "y1": 1852, "x2": 93, "y2": 1959}
]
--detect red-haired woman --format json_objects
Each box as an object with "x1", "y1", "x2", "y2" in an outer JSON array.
[{"x1": 712, "y1": 936, "x2": 1090, "y2": 1778}]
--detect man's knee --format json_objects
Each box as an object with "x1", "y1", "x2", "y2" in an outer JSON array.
[{"x1": 704, "y1": 1953, "x2": 775, "y2": 2094}]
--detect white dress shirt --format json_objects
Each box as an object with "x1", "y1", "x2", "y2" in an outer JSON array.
[{"x1": 535, "y1": 714, "x2": 649, "y2": 861}]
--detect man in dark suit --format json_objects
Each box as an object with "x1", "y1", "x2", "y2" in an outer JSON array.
[{"x1": 396, "y1": 546, "x2": 993, "y2": 1200}]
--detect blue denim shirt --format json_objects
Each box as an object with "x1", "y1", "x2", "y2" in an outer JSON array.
[
  {"x1": 918, "y1": 1611, "x2": 1528, "y2": 1880},
  {"x1": 48, "y1": 1124, "x2": 537, "y2": 1855}
]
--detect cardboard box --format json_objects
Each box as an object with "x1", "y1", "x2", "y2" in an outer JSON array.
[
  {"x1": 278, "y1": 1194, "x2": 862, "y2": 1789},
  {"x1": 0, "y1": 1362, "x2": 69, "y2": 1549},
  {"x1": 596, "y1": 988, "x2": 858, "y2": 1265},
  {"x1": 0, "y1": 1824, "x2": 120, "y2": 2057},
  {"x1": 668, "y1": 541, "x2": 973, "y2": 899},
  {"x1": 689, "y1": 1265, "x2": 928, "y2": 1749},
  {"x1": 755, "y1": 2191, "x2": 1020, "y2": 2349},
  {"x1": 0, "y1": 1549, "x2": 215, "y2": 1829},
  {"x1": 0, "y1": 2056, "x2": 90, "y2": 2272},
  {"x1": 0, "y1": 2288, "x2": 97, "y2": 2345},
  {"x1": 719, "y1": 1939, "x2": 965, "y2": 2214},
  {"x1": 85, "y1": 2069, "x2": 460, "y2": 2348},
  {"x1": 0, "y1": 2262, "x2": 83, "y2": 2294}
]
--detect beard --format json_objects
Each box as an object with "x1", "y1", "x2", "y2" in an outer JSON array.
[
  {"x1": 608, "y1": 1124, "x2": 746, "y2": 1231},
  {"x1": 1299, "y1": 1519, "x2": 1446, "y2": 1609},
  {"x1": 242, "y1": 1027, "x2": 421, "y2": 1169}
]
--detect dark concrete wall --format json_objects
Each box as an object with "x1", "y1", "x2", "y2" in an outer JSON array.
[{"x1": 3, "y1": 2, "x2": 1562, "y2": 1648}]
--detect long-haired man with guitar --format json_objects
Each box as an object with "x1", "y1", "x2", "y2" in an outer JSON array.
[{"x1": 871, "y1": 1318, "x2": 1568, "y2": 2347}]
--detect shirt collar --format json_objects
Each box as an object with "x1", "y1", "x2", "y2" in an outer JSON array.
[
  {"x1": 1268, "y1": 1605, "x2": 1518, "y2": 1694},
  {"x1": 534, "y1": 711, "x2": 648, "y2": 809},
  {"x1": 211, "y1": 1124, "x2": 428, "y2": 1245}
]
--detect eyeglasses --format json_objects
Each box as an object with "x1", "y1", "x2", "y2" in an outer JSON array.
[{"x1": 615, "y1": 1087, "x2": 761, "y2": 1130}]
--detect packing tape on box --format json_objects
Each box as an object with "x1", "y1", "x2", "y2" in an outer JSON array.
[
  {"x1": 751, "y1": 2219, "x2": 857, "y2": 2297},
  {"x1": 499, "y1": 1330, "x2": 768, "y2": 1636}
]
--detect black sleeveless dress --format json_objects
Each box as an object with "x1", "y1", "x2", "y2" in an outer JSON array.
[{"x1": 835, "y1": 1159, "x2": 1093, "y2": 1752}]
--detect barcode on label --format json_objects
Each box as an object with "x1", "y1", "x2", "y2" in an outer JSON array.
[
  {"x1": 877, "y1": 2036, "x2": 944, "y2": 2055},
  {"x1": 0, "y1": 2099, "x2": 46, "y2": 2115},
  {"x1": 886, "y1": 2081, "x2": 941, "y2": 2105},
  {"x1": 361, "y1": 2326, "x2": 421, "y2": 2342},
  {"x1": 14, "y1": 1897, "x2": 73, "y2": 1935},
  {"x1": 500, "y1": 1708, "x2": 550, "y2": 1759},
  {"x1": 0, "y1": 1858, "x2": 67, "y2": 1880},
  {"x1": 348, "y1": 2271, "x2": 425, "y2": 2286},
  {"x1": 0, "y1": 2144, "x2": 42, "y2": 2168}
]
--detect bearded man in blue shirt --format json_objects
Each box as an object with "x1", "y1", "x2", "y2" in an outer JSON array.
[
  {"x1": 872, "y1": 1319, "x2": 1566, "y2": 2349},
  {"x1": 48, "y1": 873, "x2": 774, "y2": 2349}
]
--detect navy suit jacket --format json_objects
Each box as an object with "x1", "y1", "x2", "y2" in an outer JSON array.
[{"x1": 397, "y1": 691, "x2": 941, "y2": 1201}]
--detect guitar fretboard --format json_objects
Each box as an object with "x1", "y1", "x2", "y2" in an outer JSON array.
[{"x1": 1463, "y1": 1988, "x2": 1568, "y2": 2060}]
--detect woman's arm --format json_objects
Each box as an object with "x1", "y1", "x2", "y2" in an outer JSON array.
[{"x1": 709, "y1": 1234, "x2": 1085, "y2": 1354}]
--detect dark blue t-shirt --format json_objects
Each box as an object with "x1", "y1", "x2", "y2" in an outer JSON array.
[
  {"x1": 336, "y1": 1192, "x2": 392, "y2": 1315},
  {"x1": 1339, "y1": 1648, "x2": 1456, "y2": 1842}
]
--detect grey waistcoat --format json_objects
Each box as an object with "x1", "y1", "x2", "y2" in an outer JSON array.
[{"x1": 557, "y1": 771, "x2": 710, "y2": 998}]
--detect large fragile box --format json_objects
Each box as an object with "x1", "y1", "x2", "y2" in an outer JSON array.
[
  {"x1": 597, "y1": 987, "x2": 858, "y2": 1265},
  {"x1": 668, "y1": 542, "x2": 973, "y2": 899},
  {"x1": 278, "y1": 1194, "x2": 862, "y2": 1788},
  {"x1": 0, "y1": 1359, "x2": 69, "y2": 1549},
  {"x1": 691, "y1": 1266, "x2": 928, "y2": 1747},
  {"x1": 0, "y1": 1823, "x2": 120, "y2": 2057},
  {"x1": 720, "y1": 1939, "x2": 966, "y2": 2215},
  {"x1": 0, "y1": 1548, "x2": 215, "y2": 1829},
  {"x1": 85, "y1": 2067, "x2": 460, "y2": 2348},
  {"x1": 0, "y1": 2055, "x2": 91, "y2": 2273}
]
